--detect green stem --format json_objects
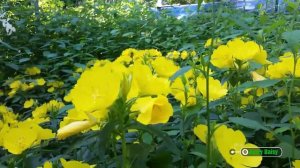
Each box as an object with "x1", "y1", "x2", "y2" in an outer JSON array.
[
  {"x1": 287, "y1": 53, "x2": 297, "y2": 159},
  {"x1": 121, "y1": 128, "x2": 128, "y2": 168},
  {"x1": 206, "y1": 1, "x2": 217, "y2": 167}
]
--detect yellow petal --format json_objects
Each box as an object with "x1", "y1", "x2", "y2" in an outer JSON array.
[
  {"x1": 24, "y1": 99, "x2": 34, "y2": 108},
  {"x1": 251, "y1": 71, "x2": 266, "y2": 81},
  {"x1": 3, "y1": 127, "x2": 37, "y2": 154},
  {"x1": 193, "y1": 124, "x2": 207, "y2": 144}
]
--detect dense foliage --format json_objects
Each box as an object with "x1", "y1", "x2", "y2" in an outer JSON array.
[{"x1": 0, "y1": 0, "x2": 300, "y2": 168}]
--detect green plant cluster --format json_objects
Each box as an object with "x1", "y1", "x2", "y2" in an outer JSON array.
[{"x1": 0, "y1": 0, "x2": 300, "y2": 168}]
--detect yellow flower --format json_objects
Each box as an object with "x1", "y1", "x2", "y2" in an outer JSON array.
[
  {"x1": 57, "y1": 120, "x2": 97, "y2": 140},
  {"x1": 171, "y1": 77, "x2": 196, "y2": 106},
  {"x1": 21, "y1": 83, "x2": 35, "y2": 91},
  {"x1": 9, "y1": 80, "x2": 22, "y2": 89},
  {"x1": 47, "y1": 87, "x2": 55, "y2": 93},
  {"x1": 144, "y1": 49, "x2": 162, "y2": 57},
  {"x1": 180, "y1": 50, "x2": 188, "y2": 60},
  {"x1": 36, "y1": 78, "x2": 46, "y2": 86},
  {"x1": 60, "y1": 158, "x2": 95, "y2": 168},
  {"x1": 266, "y1": 52, "x2": 299, "y2": 79},
  {"x1": 193, "y1": 124, "x2": 208, "y2": 143},
  {"x1": 69, "y1": 63, "x2": 122, "y2": 113},
  {"x1": 47, "y1": 100, "x2": 65, "y2": 112},
  {"x1": 265, "y1": 132, "x2": 275, "y2": 141},
  {"x1": 197, "y1": 77, "x2": 228, "y2": 101},
  {"x1": 24, "y1": 99, "x2": 34, "y2": 108},
  {"x1": 241, "y1": 95, "x2": 253, "y2": 105},
  {"x1": 25, "y1": 66, "x2": 41, "y2": 75},
  {"x1": 32, "y1": 104, "x2": 48, "y2": 119},
  {"x1": 292, "y1": 160, "x2": 300, "y2": 168},
  {"x1": 130, "y1": 63, "x2": 170, "y2": 96},
  {"x1": 228, "y1": 38, "x2": 260, "y2": 61},
  {"x1": 0, "y1": 105, "x2": 18, "y2": 125},
  {"x1": 17, "y1": 120, "x2": 55, "y2": 144},
  {"x1": 250, "y1": 71, "x2": 266, "y2": 81},
  {"x1": 252, "y1": 45, "x2": 270, "y2": 65},
  {"x1": 8, "y1": 89, "x2": 17, "y2": 97},
  {"x1": 190, "y1": 51, "x2": 197, "y2": 57},
  {"x1": 214, "y1": 125, "x2": 262, "y2": 168},
  {"x1": 204, "y1": 38, "x2": 222, "y2": 48},
  {"x1": 64, "y1": 93, "x2": 72, "y2": 102},
  {"x1": 43, "y1": 161, "x2": 52, "y2": 168},
  {"x1": 167, "y1": 51, "x2": 180, "y2": 59},
  {"x1": 3, "y1": 127, "x2": 37, "y2": 154},
  {"x1": 151, "y1": 57, "x2": 179, "y2": 78},
  {"x1": 131, "y1": 95, "x2": 173, "y2": 125},
  {"x1": 211, "y1": 45, "x2": 234, "y2": 69},
  {"x1": 256, "y1": 88, "x2": 266, "y2": 97},
  {"x1": 0, "y1": 124, "x2": 10, "y2": 146}
]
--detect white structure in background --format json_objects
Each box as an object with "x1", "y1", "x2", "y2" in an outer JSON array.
[
  {"x1": 0, "y1": 12, "x2": 16, "y2": 35},
  {"x1": 156, "y1": 0, "x2": 163, "y2": 7}
]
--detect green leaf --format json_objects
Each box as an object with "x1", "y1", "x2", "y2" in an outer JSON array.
[
  {"x1": 236, "y1": 80, "x2": 280, "y2": 92},
  {"x1": 0, "y1": 40, "x2": 19, "y2": 52},
  {"x1": 129, "y1": 122, "x2": 180, "y2": 156},
  {"x1": 282, "y1": 30, "x2": 300, "y2": 51},
  {"x1": 170, "y1": 66, "x2": 191, "y2": 82},
  {"x1": 58, "y1": 104, "x2": 74, "y2": 115},
  {"x1": 142, "y1": 132, "x2": 153, "y2": 144},
  {"x1": 229, "y1": 117, "x2": 270, "y2": 131},
  {"x1": 5, "y1": 62, "x2": 19, "y2": 70},
  {"x1": 122, "y1": 32, "x2": 134, "y2": 37},
  {"x1": 127, "y1": 143, "x2": 151, "y2": 168},
  {"x1": 19, "y1": 58, "x2": 30, "y2": 63},
  {"x1": 274, "y1": 126, "x2": 290, "y2": 134},
  {"x1": 277, "y1": 142, "x2": 300, "y2": 159},
  {"x1": 43, "y1": 51, "x2": 58, "y2": 58}
]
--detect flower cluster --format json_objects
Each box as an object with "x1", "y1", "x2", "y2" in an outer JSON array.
[
  {"x1": 211, "y1": 38, "x2": 269, "y2": 69},
  {"x1": 0, "y1": 105, "x2": 55, "y2": 154}
]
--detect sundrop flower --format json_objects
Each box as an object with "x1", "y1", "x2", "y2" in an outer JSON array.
[
  {"x1": 60, "y1": 158, "x2": 95, "y2": 168},
  {"x1": 204, "y1": 38, "x2": 222, "y2": 48},
  {"x1": 214, "y1": 125, "x2": 262, "y2": 168},
  {"x1": 252, "y1": 45, "x2": 270, "y2": 65},
  {"x1": 131, "y1": 95, "x2": 173, "y2": 125},
  {"x1": 266, "y1": 52, "x2": 300, "y2": 79},
  {"x1": 193, "y1": 124, "x2": 208, "y2": 143},
  {"x1": 2, "y1": 120, "x2": 55, "y2": 154},
  {"x1": 292, "y1": 160, "x2": 300, "y2": 168},
  {"x1": 25, "y1": 66, "x2": 41, "y2": 75},
  {"x1": 211, "y1": 45, "x2": 234, "y2": 69},
  {"x1": 171, "y1": 77, "x2": 196, "y2": 106},
  {"x1": 166, "y1": 51, "x2": 180, "y2": 59},
  {"x1": 197, "y1": 77, "x2": 228, "y2": 101},
  {"x1": 69, "y1": 63, "x2": 122, "y2": 113},
  {"x1": 36, "y1": 78, "x2": 46, "y2": 86},
  {"x1": 194, "y1": 124, "x2": 262, "y2": 168},
  {"x1": 151, "y1": 57, "x2": 179, "y2": 78},
  {"x1": 180, "y1": 50, "x2": 189, "y2": 60},
  {"x1": 3, "y1": 127, "x2": 37, "y2": 154},
  {"x1": 227, "y1": 38, "x2": 260, "y2": 61},
  {"x1": 130, "y1": 63, "x2": 170, "y2": 96},
  {"x1": 42, "y1": 161, "x2": 52, "y2": 168},
  {"x1": 24, "y1": 99, "x2": 35, "y2": 108}
]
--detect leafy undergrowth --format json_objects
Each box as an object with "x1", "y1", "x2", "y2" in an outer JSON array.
[{"x1": 0, "y1": 1, "x2": 300, "y2": 168}]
